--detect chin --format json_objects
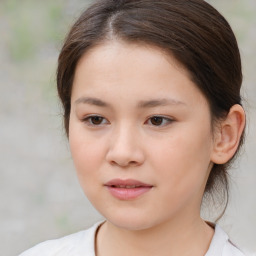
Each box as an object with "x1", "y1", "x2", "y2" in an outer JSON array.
[
  {"x1": 110, "y1": 218, "x2": 153, "y2": 231},
  {"x1": 102, "y1": 211, "x2": 161, "y2": 231}
]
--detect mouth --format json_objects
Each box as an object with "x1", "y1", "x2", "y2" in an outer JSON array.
[
  {"x1": 104, "y1": 179, "x2": 153, "y2": 200},
  {"x1": 108, "y1": 184, "x2": 145, "y2": 188}
]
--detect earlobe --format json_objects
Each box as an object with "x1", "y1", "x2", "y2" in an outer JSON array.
[{"x1": 211, "y1": 104, "x2": 245, "y2": 164}]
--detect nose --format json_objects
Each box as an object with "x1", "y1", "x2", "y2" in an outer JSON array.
[{"x1": 106, "y1": 125, "x2": 145, "y2": 167}]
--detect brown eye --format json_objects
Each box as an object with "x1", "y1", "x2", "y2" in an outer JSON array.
[
  {"x1": 150, "y1": 116, "x2": 164, "y2": 126},
  {"x1": 90, "y1": 116, "x2": 104, "y2": 125},
  {"x1": 146, "y1": 116, "x2": 174, "y2": 127},
  {"x1": 83, "y1": 115, "x2": 108, "y2": 126}
]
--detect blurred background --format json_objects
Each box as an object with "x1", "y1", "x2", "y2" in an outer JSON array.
[{"x1": 0, "y1": 0, "x2": 255, "y2": 255}]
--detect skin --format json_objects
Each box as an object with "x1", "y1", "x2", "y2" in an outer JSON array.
[{"x1": 69, "y1": 41, "x2": 245, "y2": 256}]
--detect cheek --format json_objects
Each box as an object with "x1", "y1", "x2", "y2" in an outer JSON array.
[
  {"x1": 69, "y1": 137, "x2": 105, "y2": 203},
  {"x1": 69, "y1": 124, "x2": 104, "y2": 181},
  {"x1": 150, "y1": 125, "x2": 213, "y2": 194}
]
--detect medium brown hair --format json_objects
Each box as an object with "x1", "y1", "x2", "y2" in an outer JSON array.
[{"x1": 57, "y1": 0, "x2": 245, "y2": 216}]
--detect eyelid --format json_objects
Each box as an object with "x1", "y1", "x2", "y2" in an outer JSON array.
[
  {"x1": 145, "y1": 115, "x2": 175, "y2": 127},
  {"x1": 81, "y1": 114, "x2": 174, "y2": 127},
  {"x1": 82, "y1": 114, "x2": 109, "y2": 126}
]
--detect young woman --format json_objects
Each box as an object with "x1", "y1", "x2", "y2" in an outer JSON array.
[{"x1": 20, "y1": 0, "x2": 250, "y2": 255}]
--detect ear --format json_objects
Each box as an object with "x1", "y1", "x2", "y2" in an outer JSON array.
[{"x1": 211, "y1": 104, "x2": 245, "y2": 164}]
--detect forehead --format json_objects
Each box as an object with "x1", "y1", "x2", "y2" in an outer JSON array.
[
  {"x1": 72, "y1": 40, "x2": 208, "y2": 109},
  {"x1": 75, "y1": 40, "x2": 189, "y2": 79}
]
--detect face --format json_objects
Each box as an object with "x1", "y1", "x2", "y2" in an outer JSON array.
[{"x1": 69, "y1": 41, "x2": 215, "y2": 230}]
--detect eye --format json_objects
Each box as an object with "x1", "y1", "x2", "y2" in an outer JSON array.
[
  {"x1": 82, "y1": 115, "x2": 109, "y2": 126},
  {"x1": 146, "y1": 116, "x2": 173, "y2": 126}
]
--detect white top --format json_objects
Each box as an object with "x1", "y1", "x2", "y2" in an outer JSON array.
[{"x1": 19, "y1": 222, "x2": 249, "y2": 256}]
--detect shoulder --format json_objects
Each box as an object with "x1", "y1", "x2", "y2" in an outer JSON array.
[
  {"x1": 206, "y1": 224, "x2": 248, "y2": 256},
  {"x1": 223, "y1": 240, "x2": 247, "y2": 256},
  {"x1": 19, "y1": 221, "x2": 103, "y2": 256}
]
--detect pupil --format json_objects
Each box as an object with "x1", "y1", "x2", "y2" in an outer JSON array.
[
  {"x1": 151, "y1": 117, "x2": 163, "y2": 125},
  {"x1": 92, "y1": 116, "x2": 103, "y2": 124}
]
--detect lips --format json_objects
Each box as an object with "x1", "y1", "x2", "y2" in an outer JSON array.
[
  {"x1": 104, "y1": 179, "x2": 153, "y2": 200},
  {"x1": 110, "y1": 184, "x2": 142, "y2": 188}
]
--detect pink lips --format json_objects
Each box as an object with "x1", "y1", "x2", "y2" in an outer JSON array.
[{"x1": 104, "y1": 179, "x2": 153, "y2": 200}]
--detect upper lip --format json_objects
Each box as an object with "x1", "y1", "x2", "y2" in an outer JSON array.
[{"x1": 104, "y1": 179, "x2": 153, "y2": 188}]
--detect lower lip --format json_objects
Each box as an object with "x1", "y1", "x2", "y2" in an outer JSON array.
[{"x1": 106, "y1": 186, "x2": 152, "y2": 200}]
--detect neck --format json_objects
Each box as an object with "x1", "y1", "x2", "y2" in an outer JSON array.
[{"x1": 96, "y1": 215, "x2": 214, "y2": 256}]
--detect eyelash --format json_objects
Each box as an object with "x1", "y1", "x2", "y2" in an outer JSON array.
[
  {"x1": 145, "y1": 116, "x2": 174, "y2": 127},
  {"x1": 82, "y1": 115, "x2": 174, "y2": 127},
  {"x1": 82, "y1": 115, "x2": 109, "y2": 126}
]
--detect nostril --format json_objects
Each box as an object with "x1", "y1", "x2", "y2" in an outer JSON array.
[
  {"x1": 106, "y1": 143, "x2": 145, "y2": 167},
  {"x1": 109, "y1": 159, "x2": 140, "y2": 167},
  {"x1": 130, "y1": 161, "x2": 139, "y2": 166}
]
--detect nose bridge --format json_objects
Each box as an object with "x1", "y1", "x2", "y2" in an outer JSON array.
[{"x1": 106, "y1": 122, "x2": 144, "y2": 167}]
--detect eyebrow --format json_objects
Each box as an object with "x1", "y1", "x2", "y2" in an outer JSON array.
[
  {"x1": 75, "y1": 97, "x2": 110, "y2": 107},
  {"x1": 137, "y1": 98, "x2": 186, "y2": 108},
  {"x1": 74, "y1": 97, "x2": 186, "y2": 108}
]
